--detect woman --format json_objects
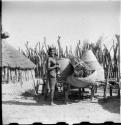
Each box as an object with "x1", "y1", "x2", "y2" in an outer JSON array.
[{"x1": 45, "y1": 47, "x2": 59, "y2": 105}]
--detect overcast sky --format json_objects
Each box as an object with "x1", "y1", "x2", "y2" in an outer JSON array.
[{"x1": 2, "y1": 1, "x2": 120, "y2": 53}]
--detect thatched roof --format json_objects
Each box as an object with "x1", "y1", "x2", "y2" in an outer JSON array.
[
  {"x1": 1, "y1": 40, "x2": 36, "y2": 69},
  {"x1": 81, "y1": 50, "x2": 102, "y2": 70}
]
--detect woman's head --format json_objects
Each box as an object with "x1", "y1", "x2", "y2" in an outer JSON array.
[{"x1": 48, "y1": 47, "x2": 56, "y2": 57}]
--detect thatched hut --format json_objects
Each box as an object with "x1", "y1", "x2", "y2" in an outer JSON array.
[
  {"x1": 1, "y1": 33, "x2": 36, "y2": 84},
  {"x1": 81, "y1": 50, "x2": 102, "y2": 70},
  {"x1": 81, "y1": 50, "x2": 104, "y2": 81}
]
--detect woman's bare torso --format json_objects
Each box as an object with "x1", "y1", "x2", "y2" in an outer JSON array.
[{"x1": 47, "y1": 57, "x2": 57, "y2": 78}]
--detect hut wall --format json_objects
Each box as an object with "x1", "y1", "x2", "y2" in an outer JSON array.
[
  {"x1": 2, "y1": 68, "x2": 6, "y2": 83},
  {"x1": 2, "y1": 67, "x2": 35, "y2": 84}
]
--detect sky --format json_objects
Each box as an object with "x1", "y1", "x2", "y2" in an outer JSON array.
[{"x1": 2, "y1": 0, "x2": 120, "y2": 53}]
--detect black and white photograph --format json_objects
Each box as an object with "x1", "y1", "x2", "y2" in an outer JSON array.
[{"x1": 1, "y1": 0, "x2": 120, "y2": 124}]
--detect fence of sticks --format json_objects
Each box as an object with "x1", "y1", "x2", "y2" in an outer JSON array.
[{"x1": 19, "y1": 34, "x2": 120, "y2": 97}]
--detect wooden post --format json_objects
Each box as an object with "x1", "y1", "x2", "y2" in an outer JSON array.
[
  {"x1": 79, "y1": 88, "x2": 82, "y2": 99},
  {"x1": 82, "y1": 88, "x2": 85, "y2": 92},
  {"x1": 95, "y1": 85, "x2": 97, "y2": 93},
  {"x1": 41, "y1": 79, "x2": 44, "y2": 94},
  {"x1": 7, "y1": 68, "x2": 9, "y2": 83},
  {"x1": 9, "y1": 68, "x2": 12, "y2": 81},
  {"x1": 18, "y1": 69, "x2": 21, "y2": 82},
  {"x1": 15, "y1": 68, "x2": 18, "y2": 83},
  {"x1": 91, "y1": 86, "x2": 94, "y2": 100},
  {"x1": 104, "y1": 66, "x2": 109, "y2": 99},
  {"x1": 2, "y1": 68, "x2": 5, "y2": 81},
  {"x1": 64, "y1": 83, "x2": 70, "y2": 104},
  {"x1": 109, "y1": 86, "x2": 112, "y2": 96},
  {"x1": 4, "y1": 67, "x2": 7, "y2": 82},
  {"x1": 25, "y1": 70, "x2": 27, "y2": 81},
  {"x1": 104, "y1": 78, "x2": 107, "y2": 98},
  {"x1": 117, "y1": 67, "x2": 120, "y2": 97}
]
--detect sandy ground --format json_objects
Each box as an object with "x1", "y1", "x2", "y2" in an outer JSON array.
[{"x1": 2, "y1": 82, "x2": 120, "y2": 124}]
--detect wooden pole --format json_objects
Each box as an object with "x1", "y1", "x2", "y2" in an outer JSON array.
[
  {"x1": 7, "y1": 67, "x2": 9, "y2": 83},
  {"x1": 104, "y1": 61, "x2": 110, "y2": 99}
]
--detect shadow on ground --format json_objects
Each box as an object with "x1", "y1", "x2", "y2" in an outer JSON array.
[
  {"x1": 2, "y1": 95, "x2": 48, "y2": 106},
  {"x1": 2, "y1": 91, "x2": 91, "y2": 106},
  {"x1": 98, "y1": 96, "x2": 120, "y2": 114},
  {"x1": 2, "y1": 90, "x2": 120, "y2": 114}
]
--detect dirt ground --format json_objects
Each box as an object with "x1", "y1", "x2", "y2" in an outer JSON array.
[{"x1": 2, "y1": 83, "x2": 120, "y2": 124}]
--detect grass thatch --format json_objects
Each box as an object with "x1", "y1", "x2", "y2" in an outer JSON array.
[{"x1": 2, "y1": 40, "x2": 36, "y2": 69}]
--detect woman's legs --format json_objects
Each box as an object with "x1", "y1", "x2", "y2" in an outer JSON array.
[{"x1": 49, "y1": 77, "x2": 56, "y2": 105}]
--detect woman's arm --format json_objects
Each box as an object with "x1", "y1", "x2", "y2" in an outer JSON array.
[{"x1": 48, "y1": 58, "x2": 58, "y2": 71}]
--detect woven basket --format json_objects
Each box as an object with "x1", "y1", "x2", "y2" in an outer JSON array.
[
  {"x1": 70, "y1": 57, "x2": 92, "y2": 77},
  {"x1": 57, "y1": 58, "x2": 74, "y2": 81}
]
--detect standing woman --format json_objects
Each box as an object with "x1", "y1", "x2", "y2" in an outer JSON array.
[{"x1": 46, "y1": 47, "x2": 59, "y2": 105}]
